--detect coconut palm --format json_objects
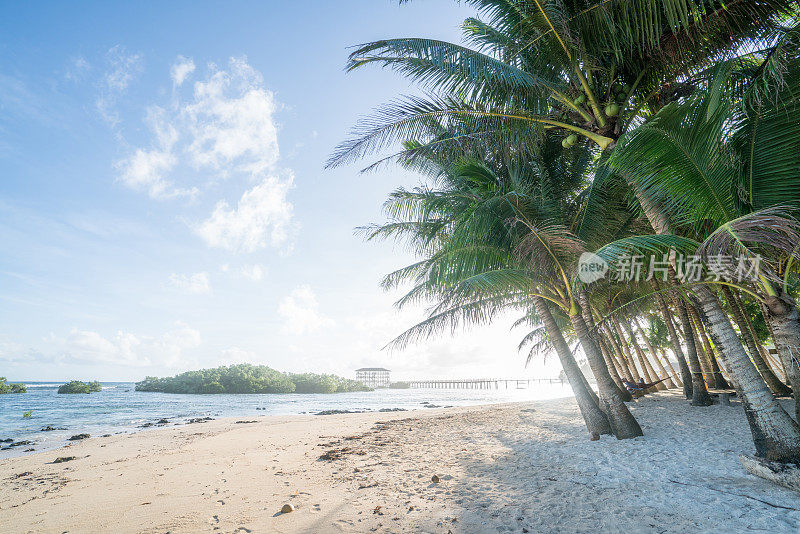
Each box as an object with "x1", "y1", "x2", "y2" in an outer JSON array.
[
  {"x1": 603, "y1": 59, "x2": 800, "y2": 459},
  {"x1": 331, "y1": 0, "x2": 800, "y2": 458},
  {"x1": 364, "y1": 135, "x2": 644, "y2": 438}
]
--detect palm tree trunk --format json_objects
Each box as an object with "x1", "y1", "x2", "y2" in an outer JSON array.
[
  {"x1": 689, "y1": 304, "x2": 731, "y2": 389},
  {"x1": 597, "y1": 334, "x2": 632, "y2": 401},
  {"x1": 658, "y1": 349, "x2": 682, "y2": 387},
  {"x1": 636, "y1": 320, "x2": 676, "y2": 389},
  {"x1": 631, "y1": 183, "x2": 799, "y2": 459},
  {"x1": 687, "y1": 306, "x2": 716, "y2": 388},
  {"x1": 722, "y1": 287, "x2": 791, "y2": 396},
  {"x1": 606, "y1": 326, "x2": 638, "y2": 380},
  {"x1": 651, "y1": 280, "x2": 692, "y2": 397},
  {"x1": 569, "y1": 310, "x2": 643, "y2": 439},
  {"x1": 676, "y1": 297, "x2": 713, "y2": 406},
  {"x1": 601, "y1": 324, "x2": 636, "y2": 383},
  {"x1": 579, "y1": 291, "x2": 632, "y2": 401},
  {"x1": 532, "y1": 296, "x2": 612, "y2": 436},
  {"x1": 622, "y1": 320, "x2": 659, "y2": 385},
  {"x1": 694, "y1": 286, "x2": 800, "y2": 461},
  {"x1": 762, "y1": 292, "x2": 800, "y2": 423},
  {"x1": 610, "y1": 317, "x2": 643, "y2": 381}
]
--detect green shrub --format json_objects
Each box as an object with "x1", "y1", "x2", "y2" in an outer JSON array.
[
  {"x1": 0, "y1": 377, "x2": 27, "y2": 394},
  {"x1": 57, "y1": 380, "x2": 103, "y2": 394},
  {"x1": 388, "y1": 381, "x2": 410, "y2": 389},
  {"x1": 134, "y1": 364, "x2": 371, "y2": 394}
]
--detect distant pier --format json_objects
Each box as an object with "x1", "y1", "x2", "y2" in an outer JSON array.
[{"x1": 407, "y1": 378, "x2": 565, "y2": 389}]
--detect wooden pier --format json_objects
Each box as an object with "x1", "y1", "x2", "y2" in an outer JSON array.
[{"x1": 407, "y1": 378, "x2": 565, "y2": 389}]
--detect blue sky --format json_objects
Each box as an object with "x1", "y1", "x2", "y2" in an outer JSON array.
[{"x1": 0, "y1": 1, "x2": 559, "y2": 381}]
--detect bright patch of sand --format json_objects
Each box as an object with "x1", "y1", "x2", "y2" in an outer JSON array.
[{"x1": 1, "y1": 391, "x2": 799, "y2": 533}]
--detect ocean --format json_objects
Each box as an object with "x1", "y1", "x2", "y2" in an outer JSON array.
[{"x1": 0, "y1": 381, "x2": 573, "y2": 458}]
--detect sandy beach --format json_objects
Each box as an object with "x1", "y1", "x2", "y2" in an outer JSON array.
[{"x1": 2, "y1": 391, "x2": 799, "y2": 533}]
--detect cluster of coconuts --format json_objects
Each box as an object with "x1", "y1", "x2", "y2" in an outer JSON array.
[
  {"x1": 605, "y1": 82, "x2": 631, "y2": 117},
  {"x1": 561, "y1": 133, "x2": 578, "y2": 148}
]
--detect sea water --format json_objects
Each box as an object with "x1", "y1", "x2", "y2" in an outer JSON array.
[{"x1": 0, "y1": 381, "x2": 572, "y2": 458}]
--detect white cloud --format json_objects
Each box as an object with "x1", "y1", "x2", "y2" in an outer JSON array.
[
  {"x1": 168, "y1": 272, "x2": 211, "y2": 294},
  {"x1": 240, "y1": 264, "x2": 265, "y2": 281},
  {"x1": 278, "y1": 285, "x2": 334, "y2": 335},
  {"x1": 170, "y1": 56, "x2": 195, "y2": 86},
  {"x1": 195, "y1": 174, "x2": 293, "y2": 252},
  {"x1": 184, "y1": 57, "x2": 279, "y2": 174},
  {"x1": 57, "y1": 322, "x2": 201, "y2": 368},
  {"x1": 115, "y1": 56, "x2": 293, "y2": 249},
  {"x1": 97, "y1": 46, "x2": 143, "y2": 125},
  {"x1": 65, "y1": 56, "x2": 90, "y2": 82}
]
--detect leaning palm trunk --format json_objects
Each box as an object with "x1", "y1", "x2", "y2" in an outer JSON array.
[
  {"x1": 651, "y1": 280, "x2": 692, "y2": 397},
  {"x1": 610, "y1": 317, "x2": 643, "y2": 381},
  {"x1": 579, "y1": 292, "x2": 632, "y2": 401},
  {"x1": 658, "y1": 350, "x2": 683, "y2": 387},
  {"x1": 694, "y1": 286, "x2": 800, "y2": 461},
  {"x1": 598, "y1": 335, "x2": 633, "y2": 401},
  {"x1": 622, "y1": 321, "x2": 662, "y2": 387},
  {"x1": 722, "y1": 286, "x2": 791, "y2": 395},
  {"x1": 637, "y1": 321, "x2": 676, "y2": 389},
  {"x1": 532, "y1": 296, "x2": 612, "y2": 436},
  {"x1": 762, "y1": 292, "x2": 800, "y2": 423},
  {"x1": 569, "y1": 310, "x2": 643, "y2": 439},
  {"x1": 602, "y1": 324, "x2": 638, "y2": 384},
  {"x1": 687, "y1": 307, "x2": 717, "y2": 388},
  {"x1": 676, "y1": 297, "x2": 714, "y2": 406},
  {"x1": 690, "y1": 305, "x2": 731, "y2": 389}
]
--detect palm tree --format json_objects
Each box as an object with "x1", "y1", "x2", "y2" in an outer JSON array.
[
  {"x1": 604, "y1": 62, "x2": 800, "y2": 459},
  {"x1": 331, "y1": 0, "x2": 800, "y2": 458}
]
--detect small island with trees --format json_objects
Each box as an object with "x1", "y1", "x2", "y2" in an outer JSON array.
[
  {"x1": 58, "y1": 380, "x2": 103, "y2": 394},
  {"x1": 0, "y1": 377, "x2": 27, "y2": 394},
  {"x1": 134, "y1": 364, "x2": 371, "y2": 394}
]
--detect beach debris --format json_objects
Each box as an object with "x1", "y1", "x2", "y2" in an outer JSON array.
[
  {"x1": 315, "y1": 409, "x2": 361, "y2": 416},
  {"x1": 40, "y1": 426, "x2": 66, "y2": 431},
  {"x1": 24, "y1": 448, "x2": 35, "y2": 452},
  {"x1": 3, "y1": 440, "x2": 34, "y2": 449},
  {"x1": 740, "y1": 454, "x2": 800, "y2": 493},
  {"x1": 186, "y1": 417, "x2": 214, "y2": 424},
  {"x1": 68, "y1": 433, "x2": 90, "y2": 441},
  {"x1": 280, "y1": 503, "x2": 295, "y2": 514},
  {"x1": 378, "y1": 408, "x2": 407, "y2": 412},
  {"x1": 0, "y1": 438, "x2": 12, "y2": 443},
  {"x1": 319, "y1": 447, "x2": 366, "y2": 461},
  {"x1": 12, "y1": 471, "x2": 32, "y2": 478},
  {"x1": 53, "y1": 456, "x2": 77, "y2": 463},
  {"x1": 431, "y1": 474, "x2": 440, "y2": 483},
  {"x1": 235, "y1": 420, "x2": 258, "y2": 424},
  {"x1": 373, "y1": 505, "x2": 383, "y2": 515}
]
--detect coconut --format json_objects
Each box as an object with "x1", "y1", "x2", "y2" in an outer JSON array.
[
  {"x1": 566, "y1": 134, "x2": 578, "y2": 145},
  {"x1": 562, "y1": 138, "x2": 571, "y2": 148},
  {"x1": 605, "y1": 103, "x2": 620, "y2": 117}
]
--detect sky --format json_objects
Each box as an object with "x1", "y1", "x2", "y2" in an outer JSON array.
[{"x1": 0, "y1": 0, "x2": 561, "y2": 382}]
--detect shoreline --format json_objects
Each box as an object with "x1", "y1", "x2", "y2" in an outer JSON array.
[
  {"x1": 0, "y1": 384, "x2": 573, "y2": 460},
  {"x1": 2, "y1": 392, "x2": 799, "y2": 533}
]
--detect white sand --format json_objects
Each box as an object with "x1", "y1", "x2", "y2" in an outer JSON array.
[{"x1": 1, "y1": 391, "x2": 799, "y2": 533}]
